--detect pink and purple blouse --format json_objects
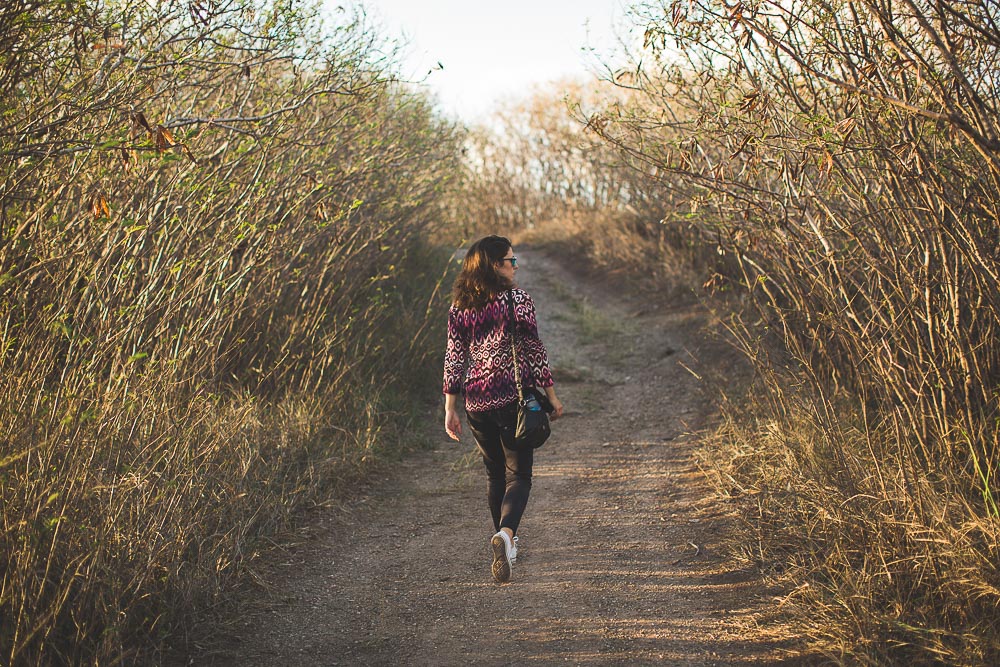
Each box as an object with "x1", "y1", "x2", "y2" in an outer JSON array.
[{"x1": 443, "y1": 288, "x2": 554, "y2": 413}]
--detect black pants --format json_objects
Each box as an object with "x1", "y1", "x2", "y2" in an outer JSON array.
[{"x1": 466, "y1": 402, "x2": 533, "y2": 536}]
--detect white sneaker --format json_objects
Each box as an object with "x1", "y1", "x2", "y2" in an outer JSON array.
[
  {"x1": 511, "y1": 536, "x2": 519, "y2": 563},
  {"x1": 491, "y1": 531, "x2": 515, "y2": 583}
]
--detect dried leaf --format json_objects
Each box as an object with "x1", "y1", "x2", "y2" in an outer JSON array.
[
  {"x1": 90, "y1": 192, "x2": 110, "y2": 219},
  {"x1": 154, "y1": 125, "x2": 175, "y2": 151},
  {"x1": 834, "y1": 117, "x2": 857, "y2": 142},
  {"x1": 671, "y1": 2, "x2": 685, "y2": 27},
  {"x1": 585, "y1": 114, "x2": 608, "y2": 134},
  {"x1": 730, "y1": 133, "x2": 753, "y2": 159},
  {"x1": 180, "y1": 144, "x2": 197, "y2": 164},
  {"x1": 818, "y1": 151, "x2": 834, "y2": 178},
  {"x1": 71, "y1": 26, "x2": 86, "y2": 51},
  {"x1": 729, "y1": 1, "x2": 744, "y2": 30},
  {"x1": 131, "y1": 110, "x2": 151, "y2": 134}
]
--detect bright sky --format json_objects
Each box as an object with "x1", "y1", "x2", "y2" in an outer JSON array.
[{"x1": 355, "y1": 0, "x2": 631, "y2": 123}]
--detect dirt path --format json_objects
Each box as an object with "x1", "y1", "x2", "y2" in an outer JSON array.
[{"x1": 192, "y1": 246, "x2": 800, "y2": 666}]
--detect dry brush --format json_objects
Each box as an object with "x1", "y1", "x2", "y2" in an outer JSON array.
[
  {"x1": 464, "y1": 0, "x2": 1000, "y2": 661},
  {"x1": 0, "y1": 1, "x2": 462, "y2": 663},
  {"x1": 584, "y1": 0, "x2": 1000, "y2": 662}
]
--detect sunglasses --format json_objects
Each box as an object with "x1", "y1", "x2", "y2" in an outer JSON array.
[{"x1": 501, "y1": 257, "x2": 518, "y2": 268}]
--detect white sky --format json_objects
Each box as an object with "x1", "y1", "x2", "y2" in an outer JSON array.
[{"x1": 353, "y1": 0, "x2": 632, "y2": 123}]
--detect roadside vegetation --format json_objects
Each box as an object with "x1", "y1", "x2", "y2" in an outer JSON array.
[
  {"x1": 466, "y1": 0, "x2": 1000, "y2": 663},
  {"x1": 9, "y1": 0, "x2": 999, "y2": 662},
  {"x1": 0, "y1": 1, "x2": 462, "y2": 663}
]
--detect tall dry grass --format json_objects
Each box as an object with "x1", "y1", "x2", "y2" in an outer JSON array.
[
  {"x1": 1, "y1": 1, "x2": 462, "y2": 663},
  {"x1": 463, "y1": 0, "x2": 1000, "y2": 661},
  {"x1": 580, "y1": 0, "x2": 1000, "y2": 662},
  {"x1": 706, "y1": 378, "x2": 1000, "y2": 664}
]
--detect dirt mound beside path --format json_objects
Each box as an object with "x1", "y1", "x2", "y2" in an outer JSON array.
[{"x1": 187, "y1": 246, "x2": 803, "y2": 666}]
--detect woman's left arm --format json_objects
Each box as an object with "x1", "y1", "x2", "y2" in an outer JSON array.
[
  {"x1": 443, "y1": 308, "x2": 467, "y2": 439},
  {"x1": 444, "y1": 392, "x2": 463, "y2": 440},
  {"x1": 543, "y1": 385, "x2": 564, "y2": 420}
]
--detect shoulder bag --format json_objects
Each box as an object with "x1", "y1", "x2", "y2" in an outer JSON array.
[{"x1": 505, "y1": 290, "x2": 551, "y2": 450}]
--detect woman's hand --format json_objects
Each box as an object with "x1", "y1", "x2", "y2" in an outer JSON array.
[
  {"x1": 445, "y1": 408, "x2": 462, "y2": 441},
  {"x1": 444, "y1": 393, "x2": 463, "y2": 441},
  {"x1": 545, "y1": 387, "x2": 564, "y2": 420}
]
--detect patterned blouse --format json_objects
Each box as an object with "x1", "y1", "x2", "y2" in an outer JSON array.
[{"x1": 443, "y1": 288, "x2": 554, "y2": 413}]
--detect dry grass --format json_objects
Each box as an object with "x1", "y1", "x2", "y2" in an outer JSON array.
[
  {"x1": 0, "y1": 3, "x2": 463, "y2": 663},
  {"x1": 703, "y1": 381, "x2": 1000, "y2": 665},
  {"x1": 428, "y1": 0, "x2": 1000, "y2": 660},
  {"x1": 579, "y1": 1, "x2": 1000, "y2": 662}
]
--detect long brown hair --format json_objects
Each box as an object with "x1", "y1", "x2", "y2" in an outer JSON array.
[{"x1": 451, "y1": 235, "x2": 514, "y2": 310}]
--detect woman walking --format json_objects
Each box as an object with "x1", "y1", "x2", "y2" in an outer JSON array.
[{"x1": 443, "y1": 235, "x2": 564, "y2": 583}]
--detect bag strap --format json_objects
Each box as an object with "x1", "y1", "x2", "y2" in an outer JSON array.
[{"x1": 505, "y1": 290, "x2": 525, "y2": 404}]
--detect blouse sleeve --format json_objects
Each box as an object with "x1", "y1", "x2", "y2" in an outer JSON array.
[
  {"x1": 443, "y1": 306, "x2": 467, "y2": 395},
  {"x1": 515, "y1": 291, "x2": 554, "y2": 388}
]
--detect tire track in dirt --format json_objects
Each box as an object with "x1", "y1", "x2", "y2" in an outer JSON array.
[{"x1": 191, "y1": 246, "x2": 802, "y2": 666}]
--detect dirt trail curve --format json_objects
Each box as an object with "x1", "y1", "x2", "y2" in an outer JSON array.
[{"x1": 192, "y1": 247, "x2": 801, "y2": 666}]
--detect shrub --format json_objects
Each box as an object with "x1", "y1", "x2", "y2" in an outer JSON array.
[{"x1": 0, "y1": 1, "x2": 462, "y2": 663}]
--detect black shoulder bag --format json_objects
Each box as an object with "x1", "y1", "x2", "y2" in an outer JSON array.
[{"x1": 506, "y1": 290, "x2": 551, "y2": 451}]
